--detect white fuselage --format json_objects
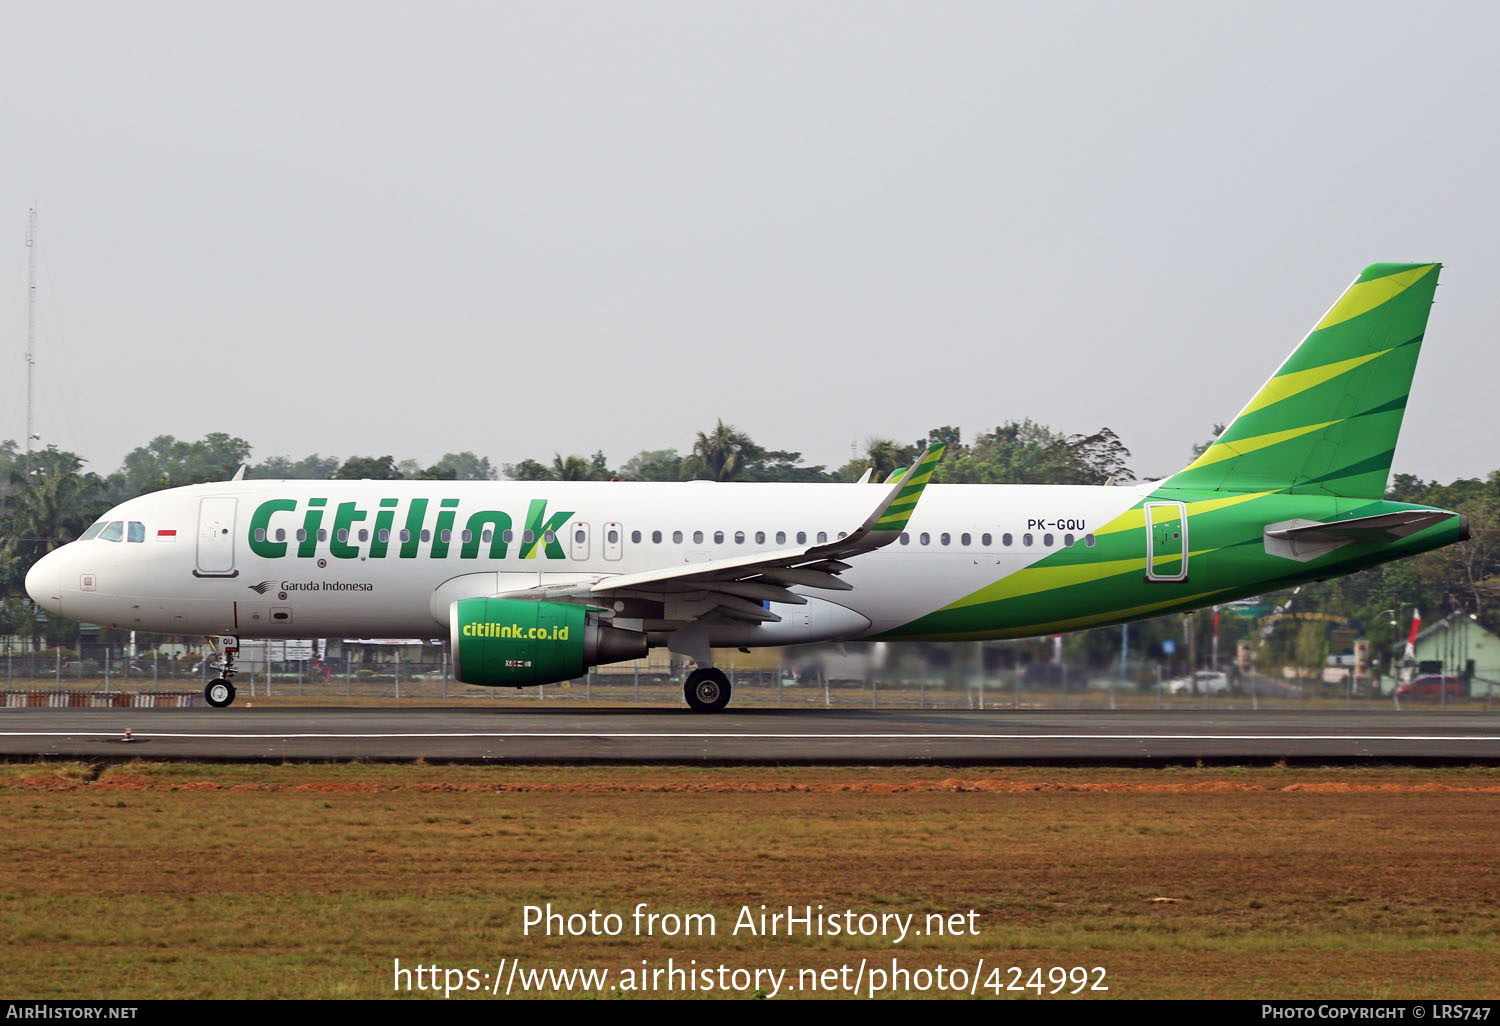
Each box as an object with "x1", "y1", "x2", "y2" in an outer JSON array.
[{"x1": 25, "y1": 479, "x2": 1152, "y2": 647}]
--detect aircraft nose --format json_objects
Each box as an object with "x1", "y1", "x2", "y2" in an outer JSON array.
[{"x1": 25, "y1": 548, "x2": 63, "y2": 616}]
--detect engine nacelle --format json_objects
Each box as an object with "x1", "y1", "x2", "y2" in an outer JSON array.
[{"x1": 450, "y1": 597, "x2": 647, "y2": 688}]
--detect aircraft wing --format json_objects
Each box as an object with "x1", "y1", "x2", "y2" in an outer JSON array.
[{"x1": 495, "y1": 443, "x2": 946, "y2": 623}]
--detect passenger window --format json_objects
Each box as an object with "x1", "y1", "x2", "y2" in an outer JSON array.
[
  {"x1": 420, "y1": 529, "x2": 431, "y2": 543},
  {"x1": 981, "y1": 533, "x2": 991, "y2": 546},
  {"x1": 1064, "y1": 533, "x2": 1075, "y2": 546},
  {"x1": 458, "y1": 530, "x2": 470, "y2": 543},
  {"x1": 734, "y1": 531, "x2": 745, "y2": 544},
  {"x1": 255, "y1": 528, "x2": 267, "y2": 543},
  {"x1": 652, "y1": 530, "x2": 662, "y2": 543},
  {"x1": 837, "y1": 531, "x2": 847, "y2": 539},
  {"x1": 575, "y1": 529, "x2": 586, "y2": 544},
  {"x1": 919, "y1": 532, "x2": 930, "y2": 545},
  {"x1": 817, "y1": 531, "x2": 828, "y2": 543},
  {"x1": 630, "y1": 530, "x2": 640, "y2": 543},
  {"x1": 337, "y1": 529, "x2": 349, "y2": 543},
  {"x1": 100, "y1": 521, "x2": 124, "y2": 542},
  {"x1": 755, "y1": 531, "x2": 765, "y2": 544},
  {"x1": 1043, "y1": 533, "x2": 1054, "y2": 547},
  {"x1": 713, "y1": 531, "x2": 724, "y2": 544},
  {"x1": 276, "y1": 528, "x2": 286, "y2": 542},
  {"x1": 545, "y1": 530, "x2": 557, "y2": 544},
  {"x1": 504, "y1": 530, "x2": 515, "y2": 543},
  {"x1": 298, "y1": 529, "x2": 309, "y2": 542},
  {"x1": 1002, "y1": 533, "x2": 1013, "y2": 546},
  {"x1": 608, "y1": 529, "x2": 620, "y2": 544},
  {"x1": 128, "y1": 522, "x2": 145, "y2": 543},
  {"x1": 693, "y1": 530, "x2": 704, "y2": 544},
  {"x1": 776, "y1": 531, "x2": 786, "y2": 544},
  {"x1": 359, "y1": 529, "x2": 369, "y2": 542},
  {"x1": 1023, "y1": 533, "x2": 1033, "y2": 546},
  {"x1": 961, "y1": 533, "x2": 971, "y2": 546},
  {"x1": 899, "y1": 533, "x2": 909, "y2": 545},
  {"x1": 796, "y1": 531, "x2": 806, "y2": 544},
  {"x1": 481, "y1": 529, "x2": 492, "y2": 543},
  {"x1": 441, "y1": 529, "x2": 452, "y2": 543},
  {"x1": 318, "y1": 529, "x2": 328, "y2": 542},
  {"x1": 79, "y1": 522, "x2": 106, "y2": 541},
  {"x1": 940, "y1": 533, "x2": 951, "y2": 546},
  {"x1": 1085, "y1": 534, "x2": 1096, "y2": 547},
  {"x1": 379, "y1": 529, "x2": 390, "y2": 543}
]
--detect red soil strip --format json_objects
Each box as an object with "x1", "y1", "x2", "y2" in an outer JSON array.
[{"x1": 11, "y1": 774, "x2": 1500, "y2": 794}]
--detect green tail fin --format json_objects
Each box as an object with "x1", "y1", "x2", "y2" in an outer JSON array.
[{"x1": 1166, "y1": 262, "x2": 1441, "y2": 497}]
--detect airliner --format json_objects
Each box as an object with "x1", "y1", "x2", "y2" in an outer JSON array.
[{"x1": 24, "y1": 262, "x2": 1467, "y2": 711}]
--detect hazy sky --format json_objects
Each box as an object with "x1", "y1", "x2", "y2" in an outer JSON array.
[{"x1": 2, "y1": 1, "x2": 1495, "y2": 483}]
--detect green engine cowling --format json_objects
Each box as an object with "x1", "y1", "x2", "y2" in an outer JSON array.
[{"x1": 450, "y1": 597, "x2": 648, "y2": 688}]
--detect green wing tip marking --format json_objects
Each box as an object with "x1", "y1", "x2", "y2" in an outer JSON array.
[
  {"x1": 878, "y1": 443, "x2": 944, "y2": 486},
  {"x1": 872, "y1": 443, "x2": 947, "y2": 532}
]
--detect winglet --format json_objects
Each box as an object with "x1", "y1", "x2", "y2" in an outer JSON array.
[
  {"x1": 871, "y1": 443, "x2": 945, "y2": 534},
  {"x1": 583, "y1": 443, "x2": 947, "y2": 600}
]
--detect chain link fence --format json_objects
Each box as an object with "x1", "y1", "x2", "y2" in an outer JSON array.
[{"x1": 3, "y1": 651, "x2": 1497, "y2": 711}]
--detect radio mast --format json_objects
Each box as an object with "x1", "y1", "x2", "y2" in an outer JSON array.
[{"x1": 24, "y1": 206, "x2": 37, "y2": 471}]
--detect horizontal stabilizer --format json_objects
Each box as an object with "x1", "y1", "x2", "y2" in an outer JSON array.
[
  {"x1": 1265, "y1": 509, "x2": 1456, "y2": 544},
  {"x1": 1264, "y1": 508, "x2": 1459, "y2": 562}
]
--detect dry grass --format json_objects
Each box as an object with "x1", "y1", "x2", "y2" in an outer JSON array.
[{"x1": 1, "y1": 761, "x2": 1497, "y2": 999}]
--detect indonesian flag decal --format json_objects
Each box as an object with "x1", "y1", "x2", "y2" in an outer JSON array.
[
  {"x1": 1405, "y1": 608, "x2": 1422, "y2": 660},
  {"x1": 155, "y1": 528, "x2": 178, "y2": 542}
]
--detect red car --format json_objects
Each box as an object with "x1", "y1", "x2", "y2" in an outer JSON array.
[{"x1": 1394, "y1": 675, "x2": 1465, "y2": 701}]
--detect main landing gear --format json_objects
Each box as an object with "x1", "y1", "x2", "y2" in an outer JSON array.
[
  {"x1": 683, "y1": 667, "x2": 732, "y2": 713},
  {"x1": 205, "y1": 635, "x2": 239, "y2": 709}
]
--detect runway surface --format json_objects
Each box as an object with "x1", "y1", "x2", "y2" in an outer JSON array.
[{"x1": 2, "y1": 706, "x2": 1500, "y2": 763}]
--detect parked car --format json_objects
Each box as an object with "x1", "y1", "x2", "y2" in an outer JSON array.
[
  {"x1": 1165, "y1": 670, "x2": 1231, "y2": 695},
  {"x1": 1394, "y1": 674, "x2": 1464, "y2": 701}
]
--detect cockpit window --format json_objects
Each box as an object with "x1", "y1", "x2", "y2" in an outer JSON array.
[
  {"x1": 127, "y1": 522, "x2": 145, "y2": 543},
  {"x1": 79, "y1": 522, "x2": 106, "y2": 541},
  {"x1": 99, "y1": 521, "x2": 125, "y2": 543}
]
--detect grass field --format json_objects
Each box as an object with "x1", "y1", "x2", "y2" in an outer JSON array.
[{"x1": 2, "y1": 760, "x2": 1498, "y2": 999}]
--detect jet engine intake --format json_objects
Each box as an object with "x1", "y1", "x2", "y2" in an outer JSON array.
[{"x1": 450, "y1": 597, "x2": 647, "y2": 687}]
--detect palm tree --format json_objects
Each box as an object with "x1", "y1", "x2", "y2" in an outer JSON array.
[
  {"x1": 679, "y1": 420, "x2": 763, "y2": 482},
  {"x1": 865, "y1": 438, "x2": 916, "y2": 482},
  {"x1": 0, "y1": 448, "x2": 100, "y2": 648},
  {"x1": 549, "y1": 454, "x2": 596, "y2": 481},
  {"x1": 0, "y1": 448, "x2": 98, "y2": 573}
]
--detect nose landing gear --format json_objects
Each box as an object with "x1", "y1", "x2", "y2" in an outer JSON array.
[{"x1": 204, "y1": 635, "x2": 239, "y2": 709}]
